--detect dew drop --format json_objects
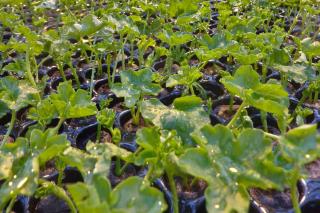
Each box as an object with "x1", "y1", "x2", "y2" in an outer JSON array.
[
  {"x1": 17, "y1": 177, "x2": 28, "y2": 189},
  {"x1": 229, "y1": 167, "x2": 238, "y2": 173},
  {"x1": 214, "y1": 204, "x2": 220, "y2": 209},
  {"x1": 8, "y1": 181, "x2": 13, "y2": 187},
  {"x1": 305, "y1": 154, "x2": 310, "y2": 159},
  {"x1": 216, "y1": 173, "x2": 220, "y2": 177},
  {"x1": 10, "y1": 190, "x2": 14, "y2": 195},
  {"x1": 158, "y1": 201, "x2": 162, "y2": 206},
  {"x1": 13, "y1": 175, "x2": 17, "y2": 179}
]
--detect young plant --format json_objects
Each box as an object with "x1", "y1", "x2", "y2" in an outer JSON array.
[
  {"x1": 0, "y1": 76, "x2": 38, "y2": 145},
  {"x1": 135, "y1": 127, "x2": 183, "y2": 213},
  {"x1": 141, "y1": 95, "x2": 210, "y2": 146},
  {"x1": 111, "y1": 68, "x2": 161, "y2": 125},
  {"x1": 0, "y1": 128, "x2": 73, "y2": 212},
  {"x1": 177, "y1": 124, "x2": 286, "y2": 213},
  {"x1": 67, "y1": 175, "x2": 167, "y2": 213},
  {"x1": 96, "y1": 107, "x2": 122, "y2": 175},
  {"x1": 220, "y1": 65, "x2": 289, "y2": 132},
  {"x1": 166, "y1": 65, "x2": 203, "y2": 96},
  {"x1": 49, "y1": 81, "x2": 97, "y2": 132}
]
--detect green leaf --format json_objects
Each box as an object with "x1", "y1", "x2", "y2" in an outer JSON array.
[
  {"x1": 68, "y1": 175, "x2": 111, "y2": 213},
  {"x1": 301, "y1": 37, "x2": 320, "y2": 58},
  {"x1": 280, "y1": 124, "x2": 319, "y2": 166},
  {"x1": 136, "y1": 127, "x2": 161, "y2": 150},
  {"x1": 273, "y1": 64, "x2": 316, "y2": 84},
  {"x1": 221, "y1": 66, "x2": 289, "y2": 116},
  {"x1": 173, "y1": 95, "x2": 202, "y2": 111},
  {"x1": 178, "y1": 148, "x2": 216, "y2": 183},
  {"x1": 166, "y1": 66, "x2": 202, "y2": 91},
  {"x1": 269, "y1": 48, "x2": 291, "y2": 65},
  {"x1": 111, "y1": 176, "x2": 167, "y2": 213},
  {"x1": 205, "y1": 184, "x2": 249, "y2": 213},
  {"x1": 141, "y1": 98, "x2": 210, "y2": 145},
  {"x1": 157, "y1": 30, "x2": 193, "y2": 47},
  {"x1": 2, "y1": 59, "x2": 26, "y2": 77},
  {"x1": 0, "y1": 76, "x2": 38, "y2": 111},
  {"x1": 111, "y1": 69, "x2": 161, "y2": 108},
  {"x1": 0, "y1": 157, "x2": 39, "y2": 208},
  {"x1": 199, "y1": 33, "x2": 237, "y2": 50},
  {"x1": 50, "y1": 81, "x2": 97, "y2": 119},
  {"x1": 221, "y1": 65, "x2": 260, "y2": 94}
]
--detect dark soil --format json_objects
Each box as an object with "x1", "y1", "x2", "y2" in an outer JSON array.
[
  {"x1": 40, "y1": 160, "x2": 57, "y2": 178},
  {"x1": 67, "y1": 116, "x2": 96, "y2": 128},
  {"x1": 250, "y1": 188, "x2": 293, "y2": 212},
  {"x1": 175, "y1": 177, "x2": 207, "y2": 200},
  {"x1": 123, "y1": 117, "x2": 146, "y2": 133},
  {"x1": 214, "y1": 104, "x2": 240, "y2": 121},
  {"x1": 0, "y1": 135, "x2": 15, "y2": 144},
  {"x1": 108, "y1": 162, "x2": 143, "y2": 187},
  {"x1": 306, "y1": 159, "x2": 320, "y2": 179},
  {"x1": 29, "y1": 195, "x2": 69, "y2": 213},
  {"x1": 97, "y1": 84, "x2": 111, "y2": 95}
]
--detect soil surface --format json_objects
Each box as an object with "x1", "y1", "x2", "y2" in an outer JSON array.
[
  {"x1": 123, "y1": 117, "x2": 146, "y2": 133},
  {"x1": 214, "y1": 104, "x2": 240, "y2": 121},
  {"x1": 306, "y1": 159, "x2": 320, "y2": 179},
  {"x1": 250, "y1": 188, "x2": 294, "y2": 212}
]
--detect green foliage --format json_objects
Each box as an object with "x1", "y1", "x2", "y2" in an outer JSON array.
[
  {"x1": 221, "y1": 65, "x2": 289, "y2": 116},
  {"x1": 49, "y1": 81, "x2": 97, "y2": 119},
  {"x1": 141, "y1": 96, "x2": 210, "y2": 145},
  {"x1": 0, "y1": 76, "x2": 37, "y2": 116}
]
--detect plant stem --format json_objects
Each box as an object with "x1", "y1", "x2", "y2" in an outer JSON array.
[
  {"x1": 5, "y1": 195, "x2": 16, "y2": 213},
  {"x1": 96, "y1": 123, "x2": 102, "y2": 144},
  {"x1": 115, "y1": 157, "x2": 121, "y2": 176},
  {"x1": 106, "y1": 54, "x2": 112, "y2": 87},
  {"x1": 54, "y1": 118, "x2": 65, "y2": 134},
  {"x1": 167, "y1": 170, "x2": 179, "y2": 213},
  {"x1": 131, "y1": 107, "x2": 139, "y2": 126},
  {"x1": 69, "y1": 62, "x2": 80, "y2": 89},
  {"x1": 1, "y1": 110, "x2": 16, "y2": 146},
  {"x1": 26, "y1": 48, "x2": 37, "y2": 88},
  {"x1": 143, "y1": 165, "x2": 154, "y2": 183},
  {"x1": 39, "y1": 180, "x2": 77, "y2": 213},
  {"x1": 57, "y1": 62, "x2": 67, "y2": 82},
  {"x1": 89, "y1": 67, "x2": 95, "y2": 96},
  {"x1": 264, "y1": 132, "x2": 281, "y2": 141},
  {"x1": 228, "y1": 94, "x2": 234, "y2": 114},
  {"x1": 290, "y1": 178, "x2": 301, "y2": 213},
  {"x1": 261, "y1": 111, "x2": 268, "y2": 132},
  {"x1": 313, "y1": 91, "x2": 318, "y2": 104},
  {"x1": 190, "y1": 85, "x2": 195, "y2": 96},
  {"x1": 226, "y1": 101, "x2": 246, "y2": 128}
]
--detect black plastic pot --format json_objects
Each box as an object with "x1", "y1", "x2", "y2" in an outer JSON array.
[
  {"x1": 300, "y1": 178, "x2": 320, "y2": 212},
  {"x1": 2, "y1": 196, "x2": 28, "y2": 213},
  {"x1": 75, "y1": 122, "x2": 108, "y2": 150},
  {"x1": 152, "y1": 59, "x2": 180, "y2": 73},
  {"x1": 159, "y1": 90, "x2": 182, "y2": 106},
  {"x1": 198, "y1": 79, "x2": 225, "y2": 100},
  {"x1": 250, "y1": 179, "x2": 308, "y2": 213},
  {"x1": 28, "y1": 167, "x2": 83, "y2": 213},
  {"x1": 83, "y1": 63, "x2": 115, "y2": 80},
  {"x1": 93, "y1": 75, "x2": 121, "y2": 96},
  {"x1": 113, "y1": 57, "x2": 140, "y2": 71},
  {"x1": 211, "y1": 95, "x2": 243, "y2": 124},
  {"x1": 50, "y1": 73, "x2": 87, "y2": 91}
]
